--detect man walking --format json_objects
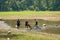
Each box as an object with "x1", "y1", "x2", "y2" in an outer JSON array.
[
  {"x1": 25, "y1": 20, "x2": 32, "y2": 30},
  {"x1": 34, "y1": 19, "x2": 41, "y2": 29},
  {"x1": 17, "y1": 19, "x2": 20, "y2": 29}
]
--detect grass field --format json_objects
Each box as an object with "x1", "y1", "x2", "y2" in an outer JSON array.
[
  {"x1": 0, "y1": 11, "x2": 60, "y2": 16},
  {"x1": 0, "y1": 11, "x2": 60, "y2": 40},
  {"x1": 42, "y1": 27, "x2": 60, "y2": 34},
  {"x1": 0, "y1": 29, "x2": 60, "y2": 40},
  {"x1": 0, "y1": 11, "x2": 60, "y2": 21}
]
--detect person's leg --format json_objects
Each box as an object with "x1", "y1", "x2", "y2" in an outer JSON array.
[
  {"x1": 36, "y1": 25, "x2": 41, "y2": 29},
  {"x1": 25, "y1": 23, "x2": 28, "y2": 28},
  {"x1": 25, "y1": 25, "x2": 28, "y2": 28},
  {"x1": 28, "y1": 24, "x2": 32, "y2": 30},
  {"x1": 36, "y1": 25, "x2": 39, "y2": 28},
  {"x1": 17, "y1": 24, "x2": 20, "y2": 29},
  {"x1": 17, "y1": 23, "x2": 20, "y2": 28}
]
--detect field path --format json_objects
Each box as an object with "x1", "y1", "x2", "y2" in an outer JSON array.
[
  {"x1": 0, "y1": 21, "x2": 60, "y2": 38},
  {"x1": 0, "y1": 21, "x2": 11, "y2": 29},
  {"x1": 0, "y1": 21, "x2": 60, "y2": 37}
]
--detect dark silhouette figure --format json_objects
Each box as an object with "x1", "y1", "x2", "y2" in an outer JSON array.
[
  {"x1": 17, "y1": 19, "x2": 20, "y2": 29},
  {"x1": 34, "y1": 19, "x2": 38, "y2": 27},
  {"x1": 25, "y1": 20, "x2": 32, "y2": 30},
  {"x1": 34, "y1": 19, "x2": 41, "y2": 29},
  {"x1": 35, "y1": 20, "x2": 38, "y2": 26}
]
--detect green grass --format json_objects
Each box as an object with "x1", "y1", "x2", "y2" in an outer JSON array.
[
  {"x1": 42, "y1": 27, "x2": 60, "y2": 34},
  {"x1": 0, "y1": 29, "x2": 8, "y2": 34},
  {"x1": 0, "y1": 29, "x2": 60, "y2": 40},
  {"x1": 0, "y1": 11, "x2": 60, "y2": 21},
  {"x1": 0, "y1": 11, "x2": 60, "y2": 40},
  {"x1": 0, "y1": 11, "x2": 60, "y2": 17}
]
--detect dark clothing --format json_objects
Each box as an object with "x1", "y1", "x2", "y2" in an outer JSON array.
[
  {"x1": 25, "y1": 20, "x2": 32, "y2": 29},
  {"x1": 17, "y1": 19, "x2": 20, "y2": 29},
  {"x1": 17, "y1": 23, "x2": 20, "y2": 26},
  {"x1": 34, "y1": 20, "x2": 41, "y2": 29},
  {"x1": 34, "y1": 21, "x2": 39, "y2": 28},
  {"x1": 25, "y1": 21, "x2": 28, "y2": 26},
  {"x1": 35, "y1": 21, "x2": 38, "y2": 26}
]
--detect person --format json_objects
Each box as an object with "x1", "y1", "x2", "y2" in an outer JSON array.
[
  {"x1": 25, "y1": 20, "x2": 32, "y2": 30},
  {"x1": 35, "y1": 20, "x2": 38, "y2": 26},
  {"x1": 34, "y1": 19, "x2": 41, "y2": 29},
  {"x1": 17, "y1": 19, "x2": 20, "y2": 29}
]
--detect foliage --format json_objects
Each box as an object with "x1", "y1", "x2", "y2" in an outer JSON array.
[{"x1": 0, "y1": 0, "x2": 60, "y2": 11}]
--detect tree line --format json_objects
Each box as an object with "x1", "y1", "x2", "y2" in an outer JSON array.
[{"x1": 0, "y1": 0, "x2": 60, "y2": 11}]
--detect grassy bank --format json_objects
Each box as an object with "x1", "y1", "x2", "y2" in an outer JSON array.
[
  {"x1": 0, "y1": 11, "x2": 60, "y2": 16},
  {"x1": 0, "y1": 29, "x2": 60, "y2": 40},
  {"x1": 0, "y1": 11, "x2": 60, "y2": 20}
]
